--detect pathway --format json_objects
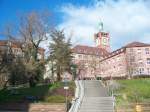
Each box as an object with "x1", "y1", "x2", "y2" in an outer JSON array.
[{"x1": 79, "y1": 80, "x2": 114, "y2": 112}]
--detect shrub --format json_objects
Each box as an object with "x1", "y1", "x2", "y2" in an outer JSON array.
[{"x1": 45, "y1": 95, "x2": 65, "y2": 103}]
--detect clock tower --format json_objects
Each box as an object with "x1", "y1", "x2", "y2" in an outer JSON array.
[{"x1": 94, "y1": 22, "x2": 110, "y2": 52}]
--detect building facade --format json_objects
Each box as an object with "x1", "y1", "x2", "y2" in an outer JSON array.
[
  {"x1": 72, "y1": 45, "x2": 108, "y2": 79},
  {"x1": 94, "y1": 31, "x2": 110, "y2": 52},
  {"x1": 72, "y1": 26, "x2": 150, "y2": 79},
  {"x1": 0, "y1": 40, "x2": 45, "y2": 60},
  {"x1": 100, "y1": 42, "x2": 150, "y2": 78}
]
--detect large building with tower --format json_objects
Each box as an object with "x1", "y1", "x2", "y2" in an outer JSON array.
[
  {"x1": 72, "y1": 24, "x2": 150, "y2": 79},
  {"x1": 72, "y1": 23, "x2": 111, "y2": 79}
]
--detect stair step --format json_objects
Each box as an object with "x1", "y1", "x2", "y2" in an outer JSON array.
[{"x1": 78, "y1": 80, "x2": 114, "y2": 112}]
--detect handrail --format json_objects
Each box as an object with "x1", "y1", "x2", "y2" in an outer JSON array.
[
  {"x1": 106, "y1": 80, "x2": 115, "y2": 112},
  {"x1": 68, "y1": 80, "x2": 79, "y2": 112},
  {"x1": 68, "y1": 80, "x2": 84, "y2": 112},
  {"x1": 78, "y1": 80, "x2": 84, "y2": 110}
]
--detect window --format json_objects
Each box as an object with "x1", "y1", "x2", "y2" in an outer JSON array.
[
  {"x1": 139, "y1": 61, "x2": 143, "y2": 64},
  {"x1": 84, "y1": 55, "x2": 88, "y2": 59},
  {"x1": 147, "y1": 68, "x2": 150, "y2": 74},
  {"x1": 121, "y1": 49, "x2": 124, "y2": 52},
  {"x1": 137, "y1": 48, "x2": 141, "y2": 53},
  {"x1": 145, "y1": 48, "x2": 149, "y2": 54},
  {"x1": 78, "y1": 54, "x2": 82, "y2": 59},
  {"x1": 139, "y1": 68, "x2": 144, "y2": 74},
  {"x1": 119, "y1": 64, "x2": 122, "y2": 66},
  {"x1": 130, "y1": 56, "x2": 135, "y2": 62},
  {"x1": 117, "y1": 56, "x2": 120, "y2": 61},
  {"x1": 138, "y1": 58, "x2": 142, "y2": 62},
  {"x1": 147, "y1": 58, "x2": 150, "y2": 64},
  {"x1": 130, "y1": 48, "x2": 133, "y2": 52}
]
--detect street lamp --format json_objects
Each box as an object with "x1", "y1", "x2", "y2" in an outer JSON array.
[{"x1": 63, "y1": 72, "x2": 69, "y2": 112}]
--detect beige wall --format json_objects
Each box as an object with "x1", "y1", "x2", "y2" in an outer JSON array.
[
  {"x1": 73, "y1": 46, "x2": 150, "y2": 79},
  {"x1": 126, "y1": 47, "x2": 150, "y2": 76},
  {"x1": 100, "y1": 46, "x2": 150, "y2": 78},
  {"x1": 100, "y1": 52, "x2": 127, "y2": 78},
  {"x1": 72, "y1": 53, "x2": 102, "y2": 78}
]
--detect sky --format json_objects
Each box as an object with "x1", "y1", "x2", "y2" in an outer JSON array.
[{"x1": 0, "y1": 0, "x2": 150, "y2": 51}]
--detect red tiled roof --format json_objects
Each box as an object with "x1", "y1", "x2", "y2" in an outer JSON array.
[
  {"x1": 100, "y1": 48, "x2": 125, "y2": 62},
  {"x1": 0, "y1": 40, "x2": 22, "y2": 47},
  {"x1": 100, "y1": 41, "x2": 150, "y2": 62},
  {"x1": 72, "y1": 45, "x2": 109, "y2": 56},
  {"x1": 0, "y1": 40, "x2": 8, "y2": 46},
  {"x1": 0, "y1": 40, "x2": 45, "y2": 52},
  {"x1": 38, "y1": 47, "x2": 45, "y2": 53},
  {"x1": 124, "y1": 41, "x2": 150, "y2": 48}
]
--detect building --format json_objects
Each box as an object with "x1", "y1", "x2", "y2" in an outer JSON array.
[
  {"x1": 100, "y1": 42, "x2": 150, "y2": 78},
  {"x1": 72, "y1": 23, "x2": 150, "y2": 79},
  {"x1": 0, "y1": 40, "x2": 45, "y2": 61},
  {"x1": 44, "y1": 61, "x2": 73, "y2": 81},
  {"x1": 94, "y1": 31, "x2": 110, "y2": 52},
  {"x1": 72, "y1": 45, "x2": 108, "y2": 79},
  {"x1": 72, "y1": 26, "x2": 110, "y2": 79},
  {"x1": 0, "y1": 40, "x2": 45, "y2": 87}
]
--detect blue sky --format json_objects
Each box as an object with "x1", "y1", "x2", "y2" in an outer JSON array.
[
  {"x1": 0, "y1": 0, "x2": 150, "y2": 50},
  {"x1": 0, "y1": 0, "x2": 92, "y2": 32}
]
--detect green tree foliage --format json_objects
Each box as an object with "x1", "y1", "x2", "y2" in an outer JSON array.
[
  {"x1": 1, "y1": 11, "x2": 50, "y2": 88},
  {"x1": 0, "y1": 48, "x2": 10, "y2": 89},
  {"x1": 70, "y1": 64, "x2": 77, "y2": 80},
  {"x1": 8, "y1": 58, "x2": 28, "y2": 85},
  {"x1": 49, "y1": 30, "x2": 73, "y2": 81},
  {"x1": 25, "y1": 60, "x2": 45, "y2": 87}
]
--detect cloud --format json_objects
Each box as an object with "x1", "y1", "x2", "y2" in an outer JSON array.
[{"x1": 58, "y1": 0, "x2": 150, "y2": 50}]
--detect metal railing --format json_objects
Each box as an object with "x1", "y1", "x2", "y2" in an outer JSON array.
[{"x1": 68, "y1": 80, "x2": 84, "y2": 112}]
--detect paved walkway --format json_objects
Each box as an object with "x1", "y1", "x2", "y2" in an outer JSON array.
[
  {"x1": 79, "y1": 80, "x2": 114, "y2": 112},
  {"x1": 0, "y1": 103, "x2": 65, "y2": 112}
]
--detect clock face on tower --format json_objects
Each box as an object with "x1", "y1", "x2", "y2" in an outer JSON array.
[{"x1": 102, "y1": 37, "x2": 108, "y2": 45}]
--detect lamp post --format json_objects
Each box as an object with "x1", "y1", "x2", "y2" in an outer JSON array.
[{"x1": 63, "y1": 72, "x2": 69, "y2": 112}]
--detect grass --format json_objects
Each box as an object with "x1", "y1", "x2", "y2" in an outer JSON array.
[
  {"x1": 114, "y1": 78, "x2": 150, "y2": 106},
  {"x1": 0, "y1": 84, "x2": 51, "y2": 103},
  {"x1": 0, "y1": 81, "x2": 75, "y2": 103},
  {"x1": 45, "y1": 95, "x2": 65, "y2": 103}
]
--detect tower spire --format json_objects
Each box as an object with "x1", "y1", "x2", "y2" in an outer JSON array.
[
  {"x1": 97, "y1": 19, "x2": 104, "y2": 31},
  {"x1": 94, "y1": 20, "x2": 110, "y2": 52}
]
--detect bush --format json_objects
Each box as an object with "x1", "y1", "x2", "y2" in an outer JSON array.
[
  {"x1": 45, "y1": 95, "x2": 65, "y2": 103},
  {"x1": 96, "y1": 77, "x2": 101, "y2": 80},
  {"x1": 133, "y1": 75, "x2": 150, "y2": 79}
]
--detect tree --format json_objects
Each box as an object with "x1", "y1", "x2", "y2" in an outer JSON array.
[
  {"x1": 77, "y1": 61, "x2": 87, "y2": 80},
  {"x1": 0, "y1": 40, "x2": 15, "y2": 89},
  {"x1": 0, "y1": 47, "x2": 9, "y2": 89},
  {"x1": 3, "y1": 11, "x2": 51, "y2": 62},
  {"x1": 89, "y1": 55, "x2": 98, "y2": 77},
  {"x1": 25, "y1": 60, "x2": 45, "y2": 87},
  {"x1": 8, "y1": 58, "x2": 27, "y2": 86},
  {"x1": 49, "y1": 30, "x2": 72, "y2": 81},
  {"x1": 70, "y1": 64, "x2": 77, "y2": 80},
  {"x1": 1, "y1": 11, "x2": 51, "y2": 87}
]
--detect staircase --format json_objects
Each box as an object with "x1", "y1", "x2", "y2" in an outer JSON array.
[{"x1": 79, "y1": 80, "x2": 114, "y2": 112}]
